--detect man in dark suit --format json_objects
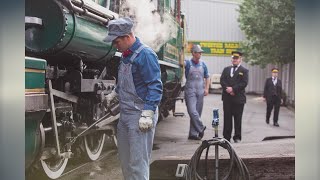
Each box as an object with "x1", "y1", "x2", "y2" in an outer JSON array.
[
  {"x1": 220, "y1": 51, "x2": 249, "y2": 143},
  {"x1": 263, "y1": 68, "x2": 282, "y2": 127}
]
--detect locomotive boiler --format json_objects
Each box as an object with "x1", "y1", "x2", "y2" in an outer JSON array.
[{"x1": 25, "y1": 0, "x2": 186, "y2": 179}]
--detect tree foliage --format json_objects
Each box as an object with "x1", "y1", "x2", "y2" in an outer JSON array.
[{"x1": 238, "y1": 0, "x2": 295, "y2": 67}]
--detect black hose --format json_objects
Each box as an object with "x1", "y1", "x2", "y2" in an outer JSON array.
[
  {"x1": 185, "y1": 137, "x2": 250, "y2": 180},
  {"x1": 204, "y1": 146, "x2": 210, "y2": 178}
]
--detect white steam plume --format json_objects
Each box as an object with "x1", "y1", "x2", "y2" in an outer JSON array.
[{"x1": 120, "y1": 0, "x2": 177, "y2": 52}]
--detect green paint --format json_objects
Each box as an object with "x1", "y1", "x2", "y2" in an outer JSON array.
[
  {"x1": 25, "y1": 57, "x2": 46, "y2": 90},
  {"x1": 156, "y1": 12, "x2": 181, "y2": 66},
  {"x1": 165, "y1": 68, "x2": 176, "y2": 83},
  {"x1": 63, "y1": 15, "x2": 114, "y2": 60},
  {"x1": 25, "y1": 72, "x2": 45, "y2": 89},
  {"x1": 25, "y1": 57, "x2": 47, "y2": 70},
  {"x1": 25, "y1": 111, "x2": 45, "y2": 168},
  {"x1": 95, "y1": 0, "x2": 107, "y2": 7},
  {"x1": 25, "y1": 0, "x2": 114, "y2": 62},
  {"x1": 25, "y1": 0, "x2": 67, "y2": 52}
]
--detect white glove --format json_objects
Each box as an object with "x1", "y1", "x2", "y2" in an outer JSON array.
[
  {"x1": 139, "y1": 110, "x2": 154, "y2": 132},
  {"x1": 103, "y1": 90, "x2": 118, "y2": 108}
]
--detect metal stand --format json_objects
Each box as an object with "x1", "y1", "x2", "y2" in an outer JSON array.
[
  {"x1": 214, "y1": 126, "x2": 219, "y2": 180},
  {"x1": 212, "y1": 108, "x2": 220, "y2": 180}
]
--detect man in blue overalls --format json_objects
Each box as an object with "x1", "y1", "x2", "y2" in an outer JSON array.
[
  {"x1": 185, "y1": 44, "x2": 210, "y2": 140},
  {"x1": 103, "y1": 17, "x2": 163, "y2": 180}
]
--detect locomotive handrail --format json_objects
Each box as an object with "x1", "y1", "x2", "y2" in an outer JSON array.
[
  {"x1": 71, "y1": 0, "x2": 118, "y2": 20},
  {"x1": 61, "y1": 0, "x2": 118, "y2": 24}
]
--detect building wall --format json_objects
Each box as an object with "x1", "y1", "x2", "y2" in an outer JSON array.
[
  {"x1": 181, "y1": 0, "x2": 295, "y2": 106},
  {"x1": 181, "y1": 0, "x2": 245, "y2": 41}
]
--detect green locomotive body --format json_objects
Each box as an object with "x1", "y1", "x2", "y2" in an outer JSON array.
[
  {"x1": 25, "y1": 0, "x2": 186, "y2": 179},
  {"x1": 25, "y1": 57, "x2": 48, "y2": 169}
]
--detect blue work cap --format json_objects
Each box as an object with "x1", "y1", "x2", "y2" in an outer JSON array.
[
  {"x1": 191, "y1": 44, "x2": 204, "y2": 53},
  {"x1": 103, "y1": 17, "x2": 134, "y2": 43}
]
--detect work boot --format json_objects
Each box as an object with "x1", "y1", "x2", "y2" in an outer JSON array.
[
  {"x1": 188, "y1": 136, "x2": 201, "y2": 140},
  {"x1": 199, "y1": 126, "x2": 206, "y2": 139},
  {"x1": 234, "y1": 139, "x2": 241, "y2": 143}
]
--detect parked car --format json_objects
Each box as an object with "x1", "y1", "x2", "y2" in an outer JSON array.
[{"x1": 209, "y1": 74, "x2": 222, "y2": 94}]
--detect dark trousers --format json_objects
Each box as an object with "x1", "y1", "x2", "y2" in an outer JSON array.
[
  {"x1": 223, "y1": 101, "x2": 244, "y2": 141},
  {"x1": 266, "y1": 95, "x2": 281, "y2": 123}
]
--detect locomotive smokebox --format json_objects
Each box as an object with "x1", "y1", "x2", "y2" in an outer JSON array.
[{"x1": 25, "y1": 0, "x2": 117, "y2": 64}]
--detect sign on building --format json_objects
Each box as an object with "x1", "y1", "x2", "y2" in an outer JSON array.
[{"x1": 187, "y1": 41, "x2": 242, "y2": 56}]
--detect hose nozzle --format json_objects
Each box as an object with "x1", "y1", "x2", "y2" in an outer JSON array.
[{"x1": 212, "y1": 108, "x2": 219, "y2": 127}]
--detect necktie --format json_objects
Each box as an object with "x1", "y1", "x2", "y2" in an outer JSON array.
[{"x1": 232, "y1": 65, "x2": 237, "y2": 75}]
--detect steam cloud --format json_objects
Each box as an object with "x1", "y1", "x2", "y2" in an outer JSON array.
[{"x1": 120, "y1": 0, "x2": 177, "y2": 52}]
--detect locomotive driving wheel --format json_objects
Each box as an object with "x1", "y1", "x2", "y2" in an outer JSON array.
[
  {"x1": 84, "y1": 132, "x2": 106, "y2": 161},
  {"x1": 83, "y1": 102, "x2": 106, "y2": 161},
  {"x1": 40, "y1": 155, "x2": 68, "y2": 179},
  {"x1": 38, "y1": 123, "x2": 68, "y2": 179}
]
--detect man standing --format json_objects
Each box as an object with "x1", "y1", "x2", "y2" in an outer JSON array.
[
  {"x1": 103, "y1": 17, "x2": 163, "y2": 180},
  {"x1": 263, "y1": 68, "x2": 282, "y2": 127},
  {"x1": 185, "y1": 44, "x2": 210, "y2": 140},
  {"x1": 220, "y1": 51, "x2": 248, "y2": 143}
]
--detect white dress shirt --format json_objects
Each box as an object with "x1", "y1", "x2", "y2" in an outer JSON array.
[
  {"x1": 272, "y1": 77, "x2": 277, "y2": 85},
  {"x1": 230, "y1": 65, "x2": 240, "y2": 77}
]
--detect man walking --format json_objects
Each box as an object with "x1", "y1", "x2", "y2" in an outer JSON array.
[
  {"x1": 103, "y1": 17, "x2": 163, "y2": 180},
  {"x1": 220, "y1": 51, "x2": 248, "y2": 143},
  {"x1": 185, "y1": 44, "x2": 210, "y2": 140},
  {"x1": 263, "y1": 68, "x2": 282, "y2": 127}
]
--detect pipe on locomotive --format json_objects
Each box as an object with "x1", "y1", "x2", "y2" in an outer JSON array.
[
  {"x1": 62, "y1": 0, "x2": 119, "y2": 24},
  {"x1": 71, "y1": 0, "x2": 118, "y2": 19}
]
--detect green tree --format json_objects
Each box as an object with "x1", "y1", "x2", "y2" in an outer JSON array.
[{"x1": 238, "y1": 0, "x2": 294, "y2": 67}]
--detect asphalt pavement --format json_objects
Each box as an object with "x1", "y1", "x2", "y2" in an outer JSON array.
[
  {"x1": 58, "y1": 93, "x2": 295, "y2": 180},
  {"x1": 152, "y1": 93, "x2": 295, "y2": 161}
]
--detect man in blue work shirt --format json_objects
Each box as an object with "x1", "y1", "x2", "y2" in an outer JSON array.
[
  {"x1": 185, "y1": 44, "x2": 210, "y2": 140},
  {"x1": 102, "y1": 17, "x2": 163, "y2": 180}
]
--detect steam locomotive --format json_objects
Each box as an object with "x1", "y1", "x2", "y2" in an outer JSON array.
[{"x1": 25, "y1": 0, "x2": 186, "y2": 179}]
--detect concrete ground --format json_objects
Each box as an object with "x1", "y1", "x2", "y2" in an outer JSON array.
[{"x1": 57, "y1": 94, "x2": 295, "y2": 180}]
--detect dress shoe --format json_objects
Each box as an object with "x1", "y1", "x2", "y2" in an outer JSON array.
[
  {"x1": 199, "y1": 126, "x2": 206, "y2": 139},
  {"x1": 273, "y1": 122, "x2": 279, "y2": 127},
  {"x1": 266, "y1": 119, "x2": 269, "y2": 124},
  {"x1": 188, "y1": 136, "x2": 201, "y2": 140},
  {"x1": 234, "y1": 139, "x2": 241, "y2": 143}
]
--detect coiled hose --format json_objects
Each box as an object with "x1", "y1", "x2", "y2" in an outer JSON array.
[{"x1": 184, "y1": 137, "x2": 250, "y2": 180}]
